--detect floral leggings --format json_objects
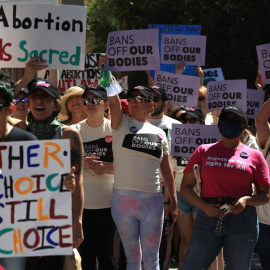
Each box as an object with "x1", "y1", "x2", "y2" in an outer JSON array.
[{"x1": 111, "y1": 189, "x2": 164, "y2": 270}]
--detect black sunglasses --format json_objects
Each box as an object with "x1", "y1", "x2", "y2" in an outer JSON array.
[
  {"x1": 219, "y1": 117, "x2": 243, "y2": 125},
  {"x1": 198, "y1": 96, "x2": 206, "y2": 102},
  {"x1": 13, "y1": 97, "x2": 29, "y2": 105},
  {"x1": 181, "y1": 118, "x2": 198, "y2": 124},
  {"x1": 127, "y1": 95, "x2": 150, "y2": 103},
  {"x1": 82, "y1": 97, "x2": 105, "y2": 106},
  {"x1": 0, "y1": 103, "x2": 10, "y2": 112}
]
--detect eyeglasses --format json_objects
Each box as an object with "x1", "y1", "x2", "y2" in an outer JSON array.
[
  {"x1": 198, "y1": 96, "x2": 206, "y2": 102},
  {"x1": 13, "y1": 97, "x2": 29, "y2": 105},
  {"x1": 0, "y1": 103, "x2": 9, "y2": 112},
  {"x1": 127, "y1": 95, "x2": 150, "y2": 103},
  {"x1": 29, "y1": 95, "x2": 53, "y2": 102},
  {"x1": 219, "y1": 117, "x2": 243, "y2": 125},
  {"x1": 81, "y1": 97, "x2": 105, "y2": 106},
  {"x1": 181, "y1": 118, "x2": 198, "y2": 124},
  {"x1": 153, "y1": 96, "x2": 163, "y2": 102}
]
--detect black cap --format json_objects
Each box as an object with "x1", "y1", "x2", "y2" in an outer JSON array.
[
  {"x1": 15, "y1": 87, "x2": 29, "y2": 96},
  {"x1": 82, "y1": 84, "x2": 108, "y2": 99},
  {"x1": 180, "y1": 107, "x2": 205, "y2": 122},
  {"x1": 127, "y1": 86, "x2": 153, "y2": 100},
  {"x1": 27, "y1": 78, "x2": 60, "y2": 99},
  {"x1": 219, "y1": 105, "x2": 245, "y2": 119},
  {"x1": 151, "y1": 85, "x2": 169, "y2": 101}
]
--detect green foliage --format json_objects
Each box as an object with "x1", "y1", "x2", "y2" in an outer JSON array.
[{"x1": 87, "y1": 0, "x2": 270, "y2": 88}]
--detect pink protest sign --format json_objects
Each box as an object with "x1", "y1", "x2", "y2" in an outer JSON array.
[
  {"x1": 206, "y1": 80, "x2": 247, "y2": 113},
  {"x1": 246, "y1": 89, "x2": 265, "y2": 119},
  {"x1": 104, "y1": 29, "x2": 160, "y2": 72},
  {"x1": 171, "y1": 124, "x2": 222, "y2": 158},
  {"x1": 161, "y1": 34, "x2": 206, "y2": 66},
  {"x1": 256, "y1": 43, "x2": 270, "y2": 85},
  {"x1": 154, "y1": 70, "x2": 200, "y2": 107}
]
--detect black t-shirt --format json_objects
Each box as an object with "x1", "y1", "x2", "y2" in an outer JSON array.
[{"x1": 6, "y1": 126, "x2": 37, "y2": 141}]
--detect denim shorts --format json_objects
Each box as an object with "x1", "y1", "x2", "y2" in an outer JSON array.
[{"x1": 177, "y1": 191, "x2": 198, "y2": 215}]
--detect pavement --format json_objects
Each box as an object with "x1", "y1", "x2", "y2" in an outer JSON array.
[{"x1": 168, "y1": 252, "x2": 262, "y2": 269}]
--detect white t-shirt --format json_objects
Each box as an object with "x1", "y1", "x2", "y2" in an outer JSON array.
[
  {"x1": 72, "y1": 118, "x2": 114, "y2": 209},
  {"x1": 112, "y1": 115, "x2": 169, "y2": 193},
  {"x1": 256, "y1": 135, "x2": 270, "y2": 225}
]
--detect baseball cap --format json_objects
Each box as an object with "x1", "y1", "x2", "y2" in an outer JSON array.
[
  {"x1": 27, "y1": 78, "x2": 60, "y2": 99},
  {"x1": 151, "y1": 85, "x2": 169, "y2": 101},
  {"x1": 127, "y1": 86, "x2": 153, "y2": 100},
  {"x1": 219, "y1": 105, "x2": 245, "y2": 119},
  {"x1": 179, "y1": 107, "x2": 205, "y2": 122},
  {"x1": 82, "y1": 84, "x2": 108, "y2": 99}
]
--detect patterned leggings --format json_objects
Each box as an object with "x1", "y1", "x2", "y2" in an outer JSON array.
[{"x1": 111, "y1": 189, "x2": 164, "y2": 270}]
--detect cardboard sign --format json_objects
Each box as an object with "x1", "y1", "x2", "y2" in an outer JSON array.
[
  {"x1": 0, "y1": 3, "x2": 86, "y2": 69},
  {"x1": 256, "y1": 43, "x2": 270, "y2": 85},
  {"x1": 38, "y1": 53, "x2": 101, "y2": 93},
  {"x1": 171, "y1": 124, "x2": 221, "y2": 158},
  {"x1": 154, "y1": 70, "x2": 200, "y2": 106},
  {"x1": 207, "y1": 80, "x2": 247, "y2": 112},
  {"x1": 0, "y1": 140, "x2": 73, "y2": 257},
  {"x1": 246, "y1": 89, "x2": 265, "y2": 119},
  {"x1": 202, "y1": 68, "x2": 224, "y2": 85},
  {"x1": 161, "y1": 34, "x2": 206, "y2": 66},
  {"x1": 104, "y1": 29, "x2": 160, "y2": 71}
]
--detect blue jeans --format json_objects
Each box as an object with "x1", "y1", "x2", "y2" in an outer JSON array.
[
  {"x1": 182, "y1": 206, "x2": 258, "y2": 270},
  {"x1": 256, "y1": 222, "x2": 270, "y2": 270}
]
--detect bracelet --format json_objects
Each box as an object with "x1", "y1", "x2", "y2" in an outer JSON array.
[{"x1": 163, "y1": 201, "x2": 170, "y2": 205}]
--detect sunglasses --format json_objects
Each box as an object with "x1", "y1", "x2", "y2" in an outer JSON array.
[
  {"x1": 198, "y1": 96, "x2": 206, "y2": 102},
  {"x1": 153, "y1": 96, "x2": 163, "y2": 102},
  {"x1": 0, "y1": 103, "x2": 10, "y2": 112},
  {"x1": 127, "y1": 95, "x2": 150, "y2": 103},
  {"x1": 219, "y1": 117, "x2": 243, "y2": 125},
  {"x1": 13, "y1": 97, "x2": 29, "y2": 105},
  {"x1": 181, "y1": 117, "x2": 198, "y2": 124},
  {"x1": 29, "y1": 95, "x2": 53, "y2": 102},
  {"x1": 81, "y1": 97, "x2": 105, "y2": 106}
]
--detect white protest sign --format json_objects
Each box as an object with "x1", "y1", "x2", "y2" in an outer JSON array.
[
  {"x1": 0, "y1": 3, "x2": 86, "y2": 69},
  {"x1": 207, "y1": 80, "x2": 247, "y2": 112},
  {"x1": 202, "y1": 67, "x2": 224, "y2": 85},
  {"x1": 256, "y1": 43, "x2": 270, "y2": 85},
  {"x1": 161, "y1": 34, "x2": 206, "y2": 66},
  {"x1": 154, "y1": 70, "x2": 200, "y2": 106},
  {"x1": 117, "y1": 76, "x2": 128, "y2": 90},
  {"x1": 104, "y1": 29, "x2": 160, "y2": 72},
  {"x1": 171, "y1": 124, "x2": 222, "y2": 158},
  {"x1": 246, "y1": 89, "x2": 265, "y2": 119},
  {"x1": 0, "y1": 139, "x2": 73, "y2": 257}
]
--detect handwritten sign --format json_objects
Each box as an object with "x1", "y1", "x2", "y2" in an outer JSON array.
[
  {"x1": 0, "y1": 140, "x2": 73, "y2": 257},
  {"x1": 207, "y1": 80, "x2": 247, "y2": 112},
  {"x1": 104, "y1": 29, "x2": 160, "y2": 72},
  {"x1": 202, "y1": 67, "x2": 224, "y2": 85},
  {"x1": 0, "y1": 3, "x2": 86, "y2": 69},
  {"x1": 246, "y1": 89, "x2": 265, "y2": 119},
  {"x1": 161, "y1": 34, "x2": 206, "y2": 66},
  {"x1": 171, "y1": 124, "x2": 222, "y2": 158},
  {"x1": 154, "y1": 70, "x2": 200, "y2": 106},
  {"x1": 256, "y1": 43, "x2": 270, "y2": 85}
]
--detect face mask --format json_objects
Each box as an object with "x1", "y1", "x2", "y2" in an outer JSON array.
[{"x1": 218, "y1": 121, "x2": 243, "y2": 139}]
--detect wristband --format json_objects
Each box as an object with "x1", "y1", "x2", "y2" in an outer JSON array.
[{"x1": 163, "y1": 201, "x2": 170, "y2": 205}]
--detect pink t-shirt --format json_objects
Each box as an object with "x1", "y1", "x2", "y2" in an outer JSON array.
[{"x1": 184, "y1": 142, "x2": 270, "y2": 198}]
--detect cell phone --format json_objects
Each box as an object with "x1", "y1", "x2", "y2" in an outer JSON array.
[
  {"x1": 168, "y1": 213, "x2": 173, "y2": 226},
  {"x1": 219, "y1": 203, "x2": 232, "y2": 215}
]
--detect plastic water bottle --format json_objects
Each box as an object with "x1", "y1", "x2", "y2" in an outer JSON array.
[{"x1": 100, "y1": 65, "x2": 111, "y2": 88}]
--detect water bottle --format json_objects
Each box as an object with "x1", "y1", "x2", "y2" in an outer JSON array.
[{"x1": 100, "y1": 65, "x2": 111, "y2": 88}]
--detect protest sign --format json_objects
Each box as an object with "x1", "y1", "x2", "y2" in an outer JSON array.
[
  {"x1": 161, "y1": 34, "x2": 206, "y2": 66},
  {"x1": 0, "y1": 139, "x2": 73, "y2": 257},
  {"x1": 0, "y1": 3, "x2": 86, "y2": 69},
  {"x1": 207, "y1": 80, "x2": 247, "y2": 112},
  {"x1": 171, "y1": 124, "x2": 221, "y2": 158},
  {"x1": 246, "y1": 89, "x2": 265, "y2": 119},
  {"x1": 256, "y1": 43, "x2": 270, "y2": 85},
  {"x1": 202, "y1": 67, "x2": 224, "y2": 85},
  {"x1": 104, "y1": 29, "x2": 160, "y2": 72},
  {"x1": 154, "y1": 70, "x2": 200, "y2": 106},
  {"x1": 148, "y1": 24, "x2": 201, "y2": 76}
]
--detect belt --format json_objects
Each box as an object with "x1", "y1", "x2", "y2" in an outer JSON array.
[{"x1": 202, "y1": 197, "x2": 236, "y2": 205}]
